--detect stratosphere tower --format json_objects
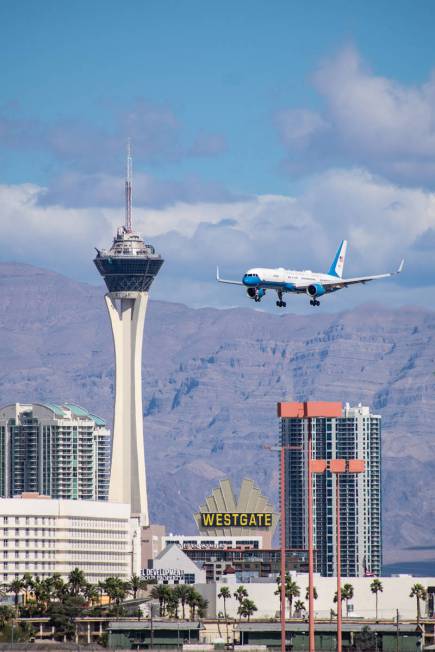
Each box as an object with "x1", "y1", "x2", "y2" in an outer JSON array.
[{"x1": 94, "y1": 142, "x2": 163, "y2": 523}]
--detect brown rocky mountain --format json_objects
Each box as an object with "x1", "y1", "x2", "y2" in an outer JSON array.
[{"x1": 0, "y1": 262, "x2": 434, "y2": 568}]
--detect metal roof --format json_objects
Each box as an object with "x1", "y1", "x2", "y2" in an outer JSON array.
[
  {"x1": 236, "y1": 622, "x2": 419, "y2": 633},
  {"x1": 41, "y1": 402, "x2": 66, "y2": 417},
  {"x1": 108, "y1": 620, "x2": 203, "y2": 631}
]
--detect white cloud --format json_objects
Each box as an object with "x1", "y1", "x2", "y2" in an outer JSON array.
[
  {"x1": 0, "y1": 168, "x2": 433, "y2": 311},
  {"x1": 276, "y1": 46, "x2": 435, "y2": 185}
]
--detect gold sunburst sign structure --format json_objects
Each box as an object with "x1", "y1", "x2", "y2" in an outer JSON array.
[{"x1": 194, "y1": 478, "x2": 279, "y2": 548}]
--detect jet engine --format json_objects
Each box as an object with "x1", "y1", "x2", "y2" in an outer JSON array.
[
  {"x1": 307, "y1": 284, "x2": 326, "y2": 298},
  {"x1": 247, "y1": 287, "x2": 265, "y2": 301}
]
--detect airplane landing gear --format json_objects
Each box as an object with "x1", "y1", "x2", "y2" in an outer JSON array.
[
  {"x1": 276, "y1": 291, "x2": 286, "y2": 308},
  {"x1": 310, "y1": 299, "x2": 320, "y2": 306}
]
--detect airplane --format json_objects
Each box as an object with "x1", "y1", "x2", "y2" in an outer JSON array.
[{"x1": 217, "y1": 240, "x2": 404, "y2": 308}]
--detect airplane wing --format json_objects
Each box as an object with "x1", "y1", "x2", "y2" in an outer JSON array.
[
  {"x1": 321, "y1": 259, "x2": 405, "y2": 289},
  {"x1": 216, "y1": 266, "x2": 244, "y2": 285}
]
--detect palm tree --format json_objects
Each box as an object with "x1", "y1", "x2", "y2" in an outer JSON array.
[
  {"x1": 7, "y1": 578, "x2": 24, "y2": 615},
  {"x1": 83, "y1": 583, "x2": 100, "y2": 607},
  {"x1": 234, "y1": 586, "x2": 248, "y2": 622},
  {"x1": 174, "y1": 585, "x2": 192, "y2": 620},
  {"x1": 67, "y1": 568, "x2": 87, "y2": 596},
  {"x1": 30, "y1": 577, "x2": 50, "y2": 613},
  {"x1": 294, "y1": 600, "x2": 306, "y2": 618},
  {"x1": 218, "y1": 586, "x2": 231, "y2": 645},
  {"x1": 238, "y1": 598, "x2": 257, "y2": 622},
  {"x1": 370, "y1": 579, "x2": 383, "y2": 622},
  {"x1": 274, "y1": 577, "x2": 283, "y2": 614},
  {"x1": 128, "y1": 574, "x2": 150, "y2": 600},
  {"x1": 21, "y1": 573, "x2": 34, "y2": 604},
  {"x1": 187, "y1": 588, "x2": 203, "y2": 621},
  {"x1": 342, "y1": 584, "x2": 354, "y2": 617},
  {"x1": 103, "y1": 577, "x2": 128, "y2": 607},
  {"x1": 285, "y1": 576, "x2": 300, "y2": 618},
  {"x1": 166, "y1": 588, "x2": 180, "y2": 619},
  {"x1": 410, "y1": 583, "x2": 427, "y2": 625},
  {"x1": 151, "y1": 584, "x2": 172, "y2": 616},
  {"x1": 197, "y1": 595, "x2": 209, "y2": 619},
  {"x1": 305, "y1": 586, "x2": 318, "y2": 601}
]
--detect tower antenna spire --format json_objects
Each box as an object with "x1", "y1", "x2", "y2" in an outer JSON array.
[{"x1": 125, "y1": 138, "x2": 133, "y2": 232}]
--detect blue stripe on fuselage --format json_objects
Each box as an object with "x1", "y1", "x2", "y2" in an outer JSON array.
[{"x1": 242, "y1": 276, "x2": 296, "y2": 292}]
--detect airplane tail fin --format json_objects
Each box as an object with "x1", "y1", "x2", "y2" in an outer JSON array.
[{"x1": 328, "y1": 240, "x2": 348, "y2": 278}]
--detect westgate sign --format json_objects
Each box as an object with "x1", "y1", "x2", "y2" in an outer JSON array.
[{"x1": 200, "y1": 512, "x2": 273, "y2": 528}]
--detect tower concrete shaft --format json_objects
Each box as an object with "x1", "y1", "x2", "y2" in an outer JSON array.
[{"x1": 105, "y1": 291, "x2": 149, "y2": 521}]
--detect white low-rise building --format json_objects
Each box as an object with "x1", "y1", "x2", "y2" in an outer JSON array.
[
  {"x1": 163, "y1": 535, "x2": 263, "y2": 551},
  {"x1": 143, "y1": 543, "x2": 206, "y2": 585},
  {"x1": 198, "y1": 573, "x2": 435, "y2": 621},
  {"x1": 0, "y1": 496, "x2": 141, "y2": 583}
]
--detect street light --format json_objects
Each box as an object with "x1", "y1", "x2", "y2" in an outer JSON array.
[
  {"x1": 277, "y1": 400, "x2": 342, "y2": 652},
  {"x1": 264, "y1": 443, "x2": 302, "y2": 652},
  {"x1": 311, "y1": 458, "x2": 365, "y2": 652}
]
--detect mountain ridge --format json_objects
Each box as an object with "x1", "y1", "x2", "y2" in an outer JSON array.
[{"x1": 0, "y1": 262, "x2": 434, "y2": 564}]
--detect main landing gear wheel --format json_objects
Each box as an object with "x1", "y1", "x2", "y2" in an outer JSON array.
[
  {"x1": 276, "y1": 301, "x2": 287, "y2": 308},
  {"x1": 310, "y1": 299, "x2": 320, "y2": 306}
]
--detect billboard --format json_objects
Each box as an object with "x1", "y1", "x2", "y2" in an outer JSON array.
[{"x1": 194, "y1": 478, "x2": 278, "y2": 546}]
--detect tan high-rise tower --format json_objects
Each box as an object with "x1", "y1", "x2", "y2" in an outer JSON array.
[{"x1": 94, "y1": 144, "x2": 163, "y2": 523}]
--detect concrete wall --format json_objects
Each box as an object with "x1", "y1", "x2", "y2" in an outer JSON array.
[{"x1": 198, "y1": 574, "x2": 435, "y2": 620}]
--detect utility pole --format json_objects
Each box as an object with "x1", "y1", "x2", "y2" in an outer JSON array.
[{"x1": 396, "y1": 608, "x2": 400, "y2": 652}]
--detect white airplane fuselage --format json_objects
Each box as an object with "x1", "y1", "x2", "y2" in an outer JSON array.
[
  {"x1": 217, "y1": 240, "x2": 404, "y2": 308},
  {"x1": 243, "y1": 267, "x2": 336, "y2": 290}
]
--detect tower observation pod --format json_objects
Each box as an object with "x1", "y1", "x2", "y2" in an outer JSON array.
[{"x1": 94, "y1": 143, "x2": 164, "y2": 524}]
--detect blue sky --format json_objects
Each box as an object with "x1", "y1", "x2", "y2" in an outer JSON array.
[{"x1": 1, "y1": 0, "x2": 435, "y2": 311}]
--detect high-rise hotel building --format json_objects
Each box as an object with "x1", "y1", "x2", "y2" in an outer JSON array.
[
  {"x1": 0, "y1": 403, "x2": 111, "y2": 501},
  {"x1": 280, "y1": 402, "x2": 382, "y2": 577}
]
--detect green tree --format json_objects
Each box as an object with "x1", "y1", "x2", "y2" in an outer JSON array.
[
  {"x1": 47, "y1": 594, "x2": 86, "y2": 641},
  {"x1": 51, "y1": 573, "x2": 66, "y2": 597},
  {"x1": 187, "y1": 588, "x2": 205, "y2": 621},
  {"x1": 31, "y1": 577, "x2": 50, "y2": 612},
  {"x1": 166, "y1": 588, "x2": 180, "y2": 619},
  {"x1": 334, "y1": 584, "x2": 354, "y2": 617},
  {"x1": 7, "y1": 578, "x2": 24, "y2": 615},
  {"x1": 238, "y1": 598, "x2": 257, "y2": 622},
  {"x1": 274, "y1": 577, "x2": 283, "y2": 614},
  {"x1": 174, "y1": 585, "x2": 192, "y2": 620},
  {"x1": 354, "y1": 625, "x2": 376, "y2": 651},
  {"x1": 67, "y1": 568, "x2": 87, "y2": 596},
  {"x1": 410, "y1": 583, "x2": 427, "y2": 624},
  {"x1": 197, "y1": 595, "x2": 208, "y2": 619},
  {"x1": 103, "y1": 577, "x2": 128, "y2": 607},
  {"x1": 234, "y1": 586, "x2": 248, "y2": 622},
  {"x1": 285, "y1": 576, "x2": 300, "y2": 618},
  {"x1": 128, "y1": 574, "x2": 150, "y2": 600},
  {"x1": 218, "y1": 585, "x2": 231, "y2": 645},
  {"x1": 342, "y1": 584, "x2": 354, "y2": 617},
  {"x1": 294, "y1": 600, "x2": 306, "y2": 618},
  {"x1": 370, "y1": 579, "x2": 383, "y2": 622},
  {"x1": 151, "y1": 584, "x2": 172, "y2": 617},
  {"x1": 0, "y1": 605, "x2": 15, "y2": 628},
  {"x1": 84, "y1": 583, "x2": 100, "y2": 606},
  {"x1": 305, "y1": 586, "x2": 318, "y2": 601}
]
